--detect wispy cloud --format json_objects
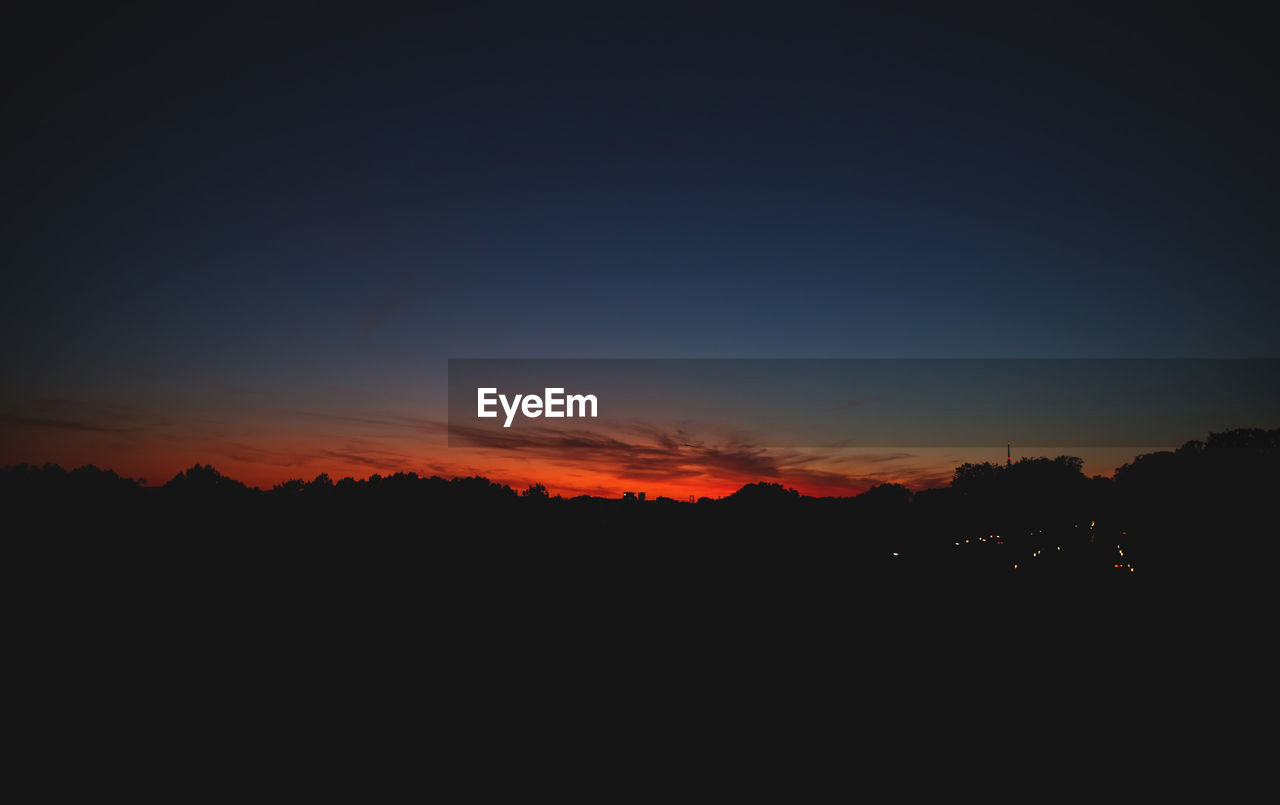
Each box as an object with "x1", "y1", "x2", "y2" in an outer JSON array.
[
  {"x1": 0, "y1": 414, "x2": 132, "y2": 433},
  {"x1": 2, "y1": 398, "x2": 177, "y2": 432},
  {"x1": 359, "y1": 296, "x2": 408, "y2": 338},
  {"x1": 821, "y1": 395, "x2": 888, "y2": 414},
  {"x1": 445, "y1": 423, "x2": 945, "y2": 495},
  {"x1": 265, "y1": 409, "x2": 441, "y2": 432}
]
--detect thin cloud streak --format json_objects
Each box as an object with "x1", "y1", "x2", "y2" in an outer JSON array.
[
  {"x1": 821, "y1": 395, "x2": 889, "y2": 414},
  {"x1": 446, "y1": 423, "x2": 950, "y2": 496},
  {"x1": 0, "y1": 414, "x2": 132, "y2": 433}
]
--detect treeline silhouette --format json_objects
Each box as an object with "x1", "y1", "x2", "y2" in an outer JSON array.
[{"x1": 4, "y1": 427, "x2": 1276, "y2": 577}]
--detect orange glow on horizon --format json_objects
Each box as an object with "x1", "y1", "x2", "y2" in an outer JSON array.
[
  {"x1": 0, "y1": 408, "x2": 1137, "y2": 499},
  {"x1": 0, "y1": 437, "x2": 949, "y2": 499}
]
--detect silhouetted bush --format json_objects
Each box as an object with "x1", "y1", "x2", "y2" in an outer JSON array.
[{"x1": 4, "y1": 428, "x2": 1275, "y2": 575}]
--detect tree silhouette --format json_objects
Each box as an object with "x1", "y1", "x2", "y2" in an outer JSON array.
[{"x1": 3, "y1": 427, "x2": 1275, "y2": 574}]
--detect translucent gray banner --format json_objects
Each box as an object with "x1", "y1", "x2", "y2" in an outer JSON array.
[{"x1": 447, "y1": 359, "x2": 1280, "y2": 447}]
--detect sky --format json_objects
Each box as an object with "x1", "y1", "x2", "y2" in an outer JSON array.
[{"x1": 2, "y1": 4, "x2": 1276, "y2": 496}]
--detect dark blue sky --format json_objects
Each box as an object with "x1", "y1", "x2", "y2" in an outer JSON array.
[{"x1": 4, "y1": 3, "x2": 1277, "y2": 414}]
